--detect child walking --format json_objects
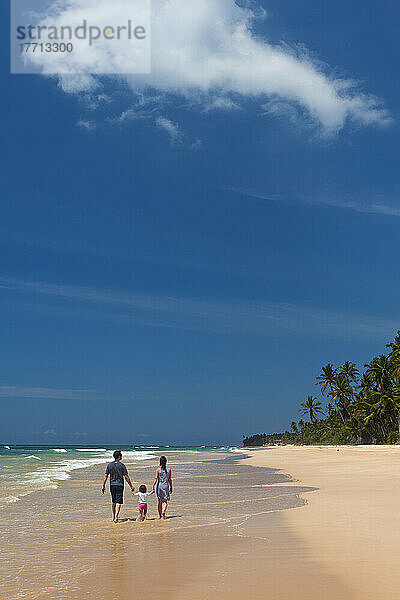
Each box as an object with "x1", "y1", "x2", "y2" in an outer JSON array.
[{"x1": 134, "y1": 485, "x2": 154, "y2": 521}]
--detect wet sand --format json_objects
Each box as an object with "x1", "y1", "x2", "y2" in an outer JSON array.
[
  {"x1": 1, "y1": 449, "x2": 351, "y2": 600},
  {"x1": 246, "y1": 445, "x2": 400, "y2": 600}
]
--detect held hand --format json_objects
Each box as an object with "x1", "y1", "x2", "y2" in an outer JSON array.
[
  {"x1": 101, "y1": 487, "x2": 105, "y2": 495},
  {"x1": 131, "y1": 487, "x2": 135, "y2": 493}
]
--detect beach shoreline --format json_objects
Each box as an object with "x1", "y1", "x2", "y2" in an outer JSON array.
[
  {"x1": 1, "y1": 447, "x2": 350, "y2": 600},
  {"x1": 5, "y1": 444, "x2": 399, "y2": 599},
  {"x1": 245, "y1": 444, "x2": 400, "y2": 600}
]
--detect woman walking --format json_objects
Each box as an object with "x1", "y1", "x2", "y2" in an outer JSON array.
[{"x1": 152, "y1": 456, "x2": 173, "y2": 519}]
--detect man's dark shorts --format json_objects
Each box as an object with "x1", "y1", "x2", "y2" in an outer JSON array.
[{"x1": 110, "y1": 485, "x2": 124, "y2": 504}]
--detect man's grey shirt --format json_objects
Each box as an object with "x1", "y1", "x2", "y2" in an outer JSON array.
[{"x1": 105, "y1": 460, "x2": 128, "y2": 487}]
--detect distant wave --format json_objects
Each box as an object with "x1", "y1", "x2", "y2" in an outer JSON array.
[
  {"x1": 76, "y1": 448, "x2": 107, "y2": 452},
  {"x1": 53, "y1": 448, "x2": 67, "y2": 453},
  {"x1": 4, "y1": 445, "x2": 10, "y2": 450},
  {"x1": 23, "y1": 450, "x2": 155, "y2": 493},
  {"x1": 26, "y1": 455, "x2": 41, "y2": 460},
  {"x1": 120, "y1": 451, "x2": 155, "y2": 461}
]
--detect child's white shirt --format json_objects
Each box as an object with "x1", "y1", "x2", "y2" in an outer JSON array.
[{"x1": 135, "y1": 492, "x2": 151, "y2": 503}]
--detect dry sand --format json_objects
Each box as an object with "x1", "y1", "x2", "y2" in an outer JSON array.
[{"x1": 246, "y1": 445, "x2": 400, "y2": 600}]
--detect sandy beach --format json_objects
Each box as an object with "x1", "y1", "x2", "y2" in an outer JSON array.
[
  {"x1": 3, "y1": 445, "x2": 400, "y2": 599},
  {"x1": 246, "y1": 445, "x2": 400, "y2": 600},
  {"x1": 0, "y1": 448, "x2": 347, "y2": 600}
]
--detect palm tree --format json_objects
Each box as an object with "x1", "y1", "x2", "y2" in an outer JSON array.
[
  {"x1": 358, "y1": 393, "x2": 390, "y2": 439},
  {"x1": 364, "y1": 355, "x2": 392, "y2": 392},
  {"x1": 339, "y1": 361, "x2": 359, "y2": 383},
  {"x1": 330, "y1": 372, "x2": 354, "y2": 423},
  {"x1": 367, "y1": 389, "x2": 400, "y2": 433},
  {"x1": 290, "y1": 421, "x2": 298, "y2": 433},
  {"x1": 316, "y1": 363, "x2": 337, "y2": 396},
  {"x1": 299, "y1": 395, "x2": 324, "y2": 422},
  {"x1": 387, "y1": 331, "x2": 400, "y2": 386},
  {"x1": 345, "y1": 416, "x2": 363, "y2": 443},
  {"x1": 359, "y1": 372, "x2": 373, "y2": 393},
  {"x1": 326, "y1": 401, "x2": 334, "y2": 417}
]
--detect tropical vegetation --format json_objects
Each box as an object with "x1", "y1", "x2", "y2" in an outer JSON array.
[{"x1": 243, "y1": 331, "x2": 400, "y2": 446}]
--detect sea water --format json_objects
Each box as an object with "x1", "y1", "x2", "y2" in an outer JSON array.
[{"x1": 0, "y1": 445, "x2": 245, "y2": 508}]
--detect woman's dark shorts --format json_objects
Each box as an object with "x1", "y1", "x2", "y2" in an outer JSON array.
[{"x1": 110, "y1": 485, "x2": 124, "y2": 504}]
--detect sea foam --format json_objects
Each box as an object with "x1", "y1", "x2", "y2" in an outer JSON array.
[
  {"x1": 5, "y1": 495, "x2": 20, "y2": 504},
  {"x1": 76, "y1": 448, "x2": 107, "y2": 452},
  {"x1": 24, "y1": 450, "x2": 155, "y2": 495},
  {"x1": 1, "y1": 449, "x2": 155, "y2": 508}
]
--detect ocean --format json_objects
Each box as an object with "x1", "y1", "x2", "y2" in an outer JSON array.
[{"x1": 0, "y1": 444, "x2": 245, "y2": 508}]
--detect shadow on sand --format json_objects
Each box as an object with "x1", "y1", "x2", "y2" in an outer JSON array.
[{"x1": 116, "y1": 515, "x2": 183, "y2": 523}]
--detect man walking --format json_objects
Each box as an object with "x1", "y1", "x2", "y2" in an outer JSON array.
[{"x1": 102, "y1": 450, "x2": 135, "y2": 522}]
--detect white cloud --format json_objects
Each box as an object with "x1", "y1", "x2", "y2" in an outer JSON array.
[
  {"x1": 77, "y1": 119, "x2": 96, "y2": 130},
  {"x1": 0, "y1": 383, "x2": 130, "y2": 404},
  {"x1": 43, "y1": 428, "x2": 57, "y2": 435},
  {"x1": 0, "y1": 276, "x2": 398, "y2": 340},
  {"x1": 42, "y1": 428, "x2": 88, "y2": 436},
  {"x1": 202, "y1": 96, "x2": 241, "y2": 112},
  {"x1": 24, "y1": 0, "x2": 390, "y2": 133},
  {"x1": 229, "y1": 187, "x2": 400, "y2": 218},
  {"x1": 109, "y1": 92, "x2": 165, "y2": 122},
  {"x1": 156, "y1": 116, "x2": 182, "y2": 144},
  {"x1": 114, "y1": 108, "x2": 149, "y2": 122},
  {"x1": 155, "y1": 116, "x2": 200, "y2": 147},
  {"x1": 0, "y1": 385, "x2": 95, "y2": 400}
]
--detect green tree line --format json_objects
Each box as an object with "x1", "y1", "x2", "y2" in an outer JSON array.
[{"x1": 243, "y1": 331, "x2": 400, "y2": 447}]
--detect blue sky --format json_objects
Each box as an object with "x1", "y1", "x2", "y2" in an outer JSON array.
[{"x1": 1, "y1": 0, "x2": 400, "y2": 445}]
